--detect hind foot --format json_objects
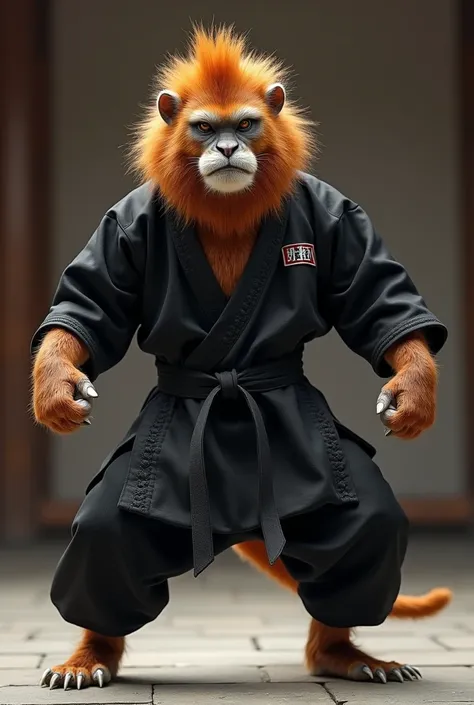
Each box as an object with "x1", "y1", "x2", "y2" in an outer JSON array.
[
  {"x1": 40, "y1": 665, "x2": 111, "y2": 690},
  {"x1": 305, "y1": 620, "x2": 421, "y2": 684},
  {"x1": 307, "y1": 642, "x2": 421, "y2": 683},
  {"x1": 39, "y1": 630, "x2": 124, "y2": 690}
]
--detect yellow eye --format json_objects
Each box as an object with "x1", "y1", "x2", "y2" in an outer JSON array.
[
  {"x1": 238, "y1": 119, "x2": 252, "y2": 131},
  {"x1": 197, "y1": 122, "x2": 212, "y2": 133}
]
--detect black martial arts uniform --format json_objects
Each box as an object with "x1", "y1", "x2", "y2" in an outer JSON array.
[{"x1": 31, "y1": 172, "x2": 447, "y2": 636}]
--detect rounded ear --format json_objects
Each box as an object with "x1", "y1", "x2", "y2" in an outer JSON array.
[
  {"x1": 265, "y1": 83, "x2": 286, "y2": 115},
  {"x1": 156, "y1": 90, "x2": 182, "y2": 124}
]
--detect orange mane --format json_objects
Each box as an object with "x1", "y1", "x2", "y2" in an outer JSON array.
[{"x1": 130, "y1": 24, "x2": 317, "y2": 236}]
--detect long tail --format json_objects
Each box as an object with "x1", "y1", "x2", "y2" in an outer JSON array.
[
  {"x1": 232, "y1": 541, "x2": 452, "y2": 619},
  {"x1": 389, "y1": 588, "x2": 452, "y2": 618}
]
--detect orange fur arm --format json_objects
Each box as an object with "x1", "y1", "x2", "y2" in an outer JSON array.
[
  {"x1": 32, "y1": 328, "x2": 93, "y2": 434},
  {"x1": 384, "y1": 330, "x2": 437, "y2": 378},
  {"x1": 380, "y1": 331, "x2": 438, "y2": 439}
]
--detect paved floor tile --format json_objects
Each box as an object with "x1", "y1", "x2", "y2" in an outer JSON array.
[
  {"x1": 356, "y1": 650, "x2": 474, "y2": 666},
  {"x1": 260, "y1": 665, "x2": 328, "y2": 683},
  {"x1": 0, "y1": 656, "x2": 41, "y2": 669},
  {"x1": 355, "y1": 626, "x2": 471, "y2": 638},
  {"x1": 259, "y1": 615, "x2": 312, "y2": 626},
  {"x1": 0, "y1": 684, "x2": 152, "y2": 704},
  {"x1": 257, "y1": 636, "x2": 305, "y2": 651},
  {"x1": 436, "y1": 635, "x2": 474, "y2": 649},
  {"x1": 0, "y1": 670, "x2": 45, "y2": 687},
  {"x1": 32, "y1": 627, "x2": 200, "y2": 640},
  {"x1": 126, "y1": 637, "x2": 255, "y2": 651},
  {"x1": 122, "y1": 650, "x2": 302, "y2": 667},
  {"x1": 325, "y1": 666, "x2": 474, "y2": 704},
  {"x1": 118, "y1": 666, "x2": 265, "y2": 684},
  {"x1": 351, "y1": 635, "x2": 445, "y2": 652},
  {"x1": 202, "y1": 625, "x2": 309, "y2": 636},
  {"x1": 257, "y1": 635, "x2": 444, "y2": 652},
  {"x1": 0, "y1": 632, "x2": 33, "y2": 643},
  {"x1": 171, "y1": 616, "x2": 265, "y2": 628},
  {"x1": 0, "y1": 642, "x2": 74, "y2": 655},
  {"x1": 151, "y1": 683, "x2": 332, "y2": 703},
  {"x1": 14, "y1": 637, "x2": 254, "y2": 654},
  {"x1": 165, "y1": 604, "x2": 305, "y2": 616}
]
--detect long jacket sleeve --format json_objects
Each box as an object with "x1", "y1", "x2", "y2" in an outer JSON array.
[
  {"x1": 317, "y1": 203, "x2": 447, "y2": 377},
  {"x1": 31, "y1": 213, "x2": 143, "y2": 381}
]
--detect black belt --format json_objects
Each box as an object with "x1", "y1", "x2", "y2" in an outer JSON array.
[{"x1": 157, "y1": 354, "x2": 305, "y2": 577}]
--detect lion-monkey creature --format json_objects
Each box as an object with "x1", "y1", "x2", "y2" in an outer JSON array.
[{"x1": 32, "y1": 25, "x2": 451, "y2": 690}]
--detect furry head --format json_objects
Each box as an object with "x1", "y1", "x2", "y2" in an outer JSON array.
[{"x1": 130, "y1": 25, "x2": 316, "y2": 235}]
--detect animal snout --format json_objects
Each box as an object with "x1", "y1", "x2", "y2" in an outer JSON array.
[{"x1": 216, "y1": 144, "x2": 238, "y2": 158}]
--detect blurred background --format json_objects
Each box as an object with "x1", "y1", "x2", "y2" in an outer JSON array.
[{"x1": 0, "y1": 0, "x2": 473, "y2": 547}]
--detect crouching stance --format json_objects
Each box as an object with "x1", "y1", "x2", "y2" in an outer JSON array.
[{"x1": 32, "y1": 26, "x2": 451, "y2": 690}]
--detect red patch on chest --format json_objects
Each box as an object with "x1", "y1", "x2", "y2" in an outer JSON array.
[{"x1": 282, "y1": 243, "x2": 316, "y2": 267}]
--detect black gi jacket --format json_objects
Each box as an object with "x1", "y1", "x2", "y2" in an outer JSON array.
[{"x1": 31, "y1": 172, "x2": 448, "y2": 576}]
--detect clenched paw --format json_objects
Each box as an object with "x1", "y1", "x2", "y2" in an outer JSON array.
[{"x1": 40, "y1": 664, "x2": 111, "y2": 690}]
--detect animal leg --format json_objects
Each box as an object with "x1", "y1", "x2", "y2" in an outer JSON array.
[
  {"x1": 39, "y1": 629, "x2": 124, "y2": 690},
  {"x1": 305, "y1": 620, "x2": 421, "y2": 683}
]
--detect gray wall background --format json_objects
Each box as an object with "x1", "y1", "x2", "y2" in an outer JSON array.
[{"x1": 48, "y1": 0, "x2": 463, "y2": 500}]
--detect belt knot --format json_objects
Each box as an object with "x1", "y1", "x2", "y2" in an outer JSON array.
[{"x1": 215, "y1": 369, "x2": 239, "y2": 400}]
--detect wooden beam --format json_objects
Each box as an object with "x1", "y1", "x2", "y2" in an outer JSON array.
[
  {"x1": 400, "y1": 497, "x2": 471, "y2": 525},
  {"x1": 40, "y1": 497, "x2": 472, "y2": 530},
  {"x1": 0, "y1": 0, "x2": 52, "y2": 542},
  {"x1": 40, "y1": 500, "x2": 80, "y2": 527},
  {"x1": 460, "y1": 0, "x2": 474, "y2": 505}
]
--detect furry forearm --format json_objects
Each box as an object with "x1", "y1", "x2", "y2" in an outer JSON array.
[
  {"x1": 33, "y1": 328, "x2": 89, "y2": 370},
  {"x1": 384, "y1": 331, "x2": 437, "y2": 381}
]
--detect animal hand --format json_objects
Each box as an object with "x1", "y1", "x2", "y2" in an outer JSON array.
[
  {"x1": 376, "y1": 364, "x2": 436, "y2": 440},
  {"x1": 33, "y1": 358, "x2": 98, "y2": 434}
]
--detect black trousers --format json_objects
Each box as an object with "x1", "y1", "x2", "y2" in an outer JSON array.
[{"x1": 51, "y1": 438, "x2": 409, "y2": 637}]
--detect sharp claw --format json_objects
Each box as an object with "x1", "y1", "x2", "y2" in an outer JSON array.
[
  {"x1": 94, "y1": 669, "x2": 104, "y2": 688},
  {"x1": 77, "y1": 378, "x2": 98, "y2": 399},
  {"x1": 376, "y1": 400, "x2": 386, "y2": 415},
  {"x1": 411, "y1": 666, "x2": 422, "y2": 679},
  {"x1": 401, "y1": 666, "x2": 417, "y2": 681},
  {"x1": 376, "y1": 390, "x2": 393, "y2": 415},
  {"x1": 75, "y1": 398, "x2": 92, "y2": 410},
  {"x1": 49, "y1": 673, "x2": 61, "y2": 690},
  {"x1": 40, "y1": 668, "x2": 51, "y2": 686},
  {"x1": 374, "y1": 668, "x2": 387, "y2": 684},
  {"x1": 77, "y1": 673, "x2": 84, "y2": 690},
  {"x1": 404, "y1": 665, "x2": 421, "y2": 680},
  {"x1": 85, "y1": 383, "x2": 98, "y2": 398},
  {"x1": 390, "y1": 668, "x2": 404, "y2": 683},
  {"x1": 361, "y1": 665, "x2": 374, "y2": 680},
  {"x1": 64, "y1": 672, "x2": 73, "y2": 690}
]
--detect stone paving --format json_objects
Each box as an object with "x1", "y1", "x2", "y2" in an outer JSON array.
[{"x1": 0, "y1": 532, "x2": 473, "y2": 703}]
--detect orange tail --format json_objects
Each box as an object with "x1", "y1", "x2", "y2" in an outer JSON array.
[
  {"x1": 232, "y1": 541, "x2": 452, "y2": 619},
  {"x1": 389, "y1": 588, "x2": 452, "y2": 618}
]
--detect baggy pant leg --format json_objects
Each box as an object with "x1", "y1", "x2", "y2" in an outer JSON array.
[
  {"x1": 51, "y1": 449, "x2": 199, "y2": 637},
  {"x1": 280, "y1": 437, "x2": 409, "y2": 628}
]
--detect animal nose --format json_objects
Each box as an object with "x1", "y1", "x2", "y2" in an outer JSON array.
[{"x1": 217, "y1": 144, "x2": 238, "y2": 158}]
